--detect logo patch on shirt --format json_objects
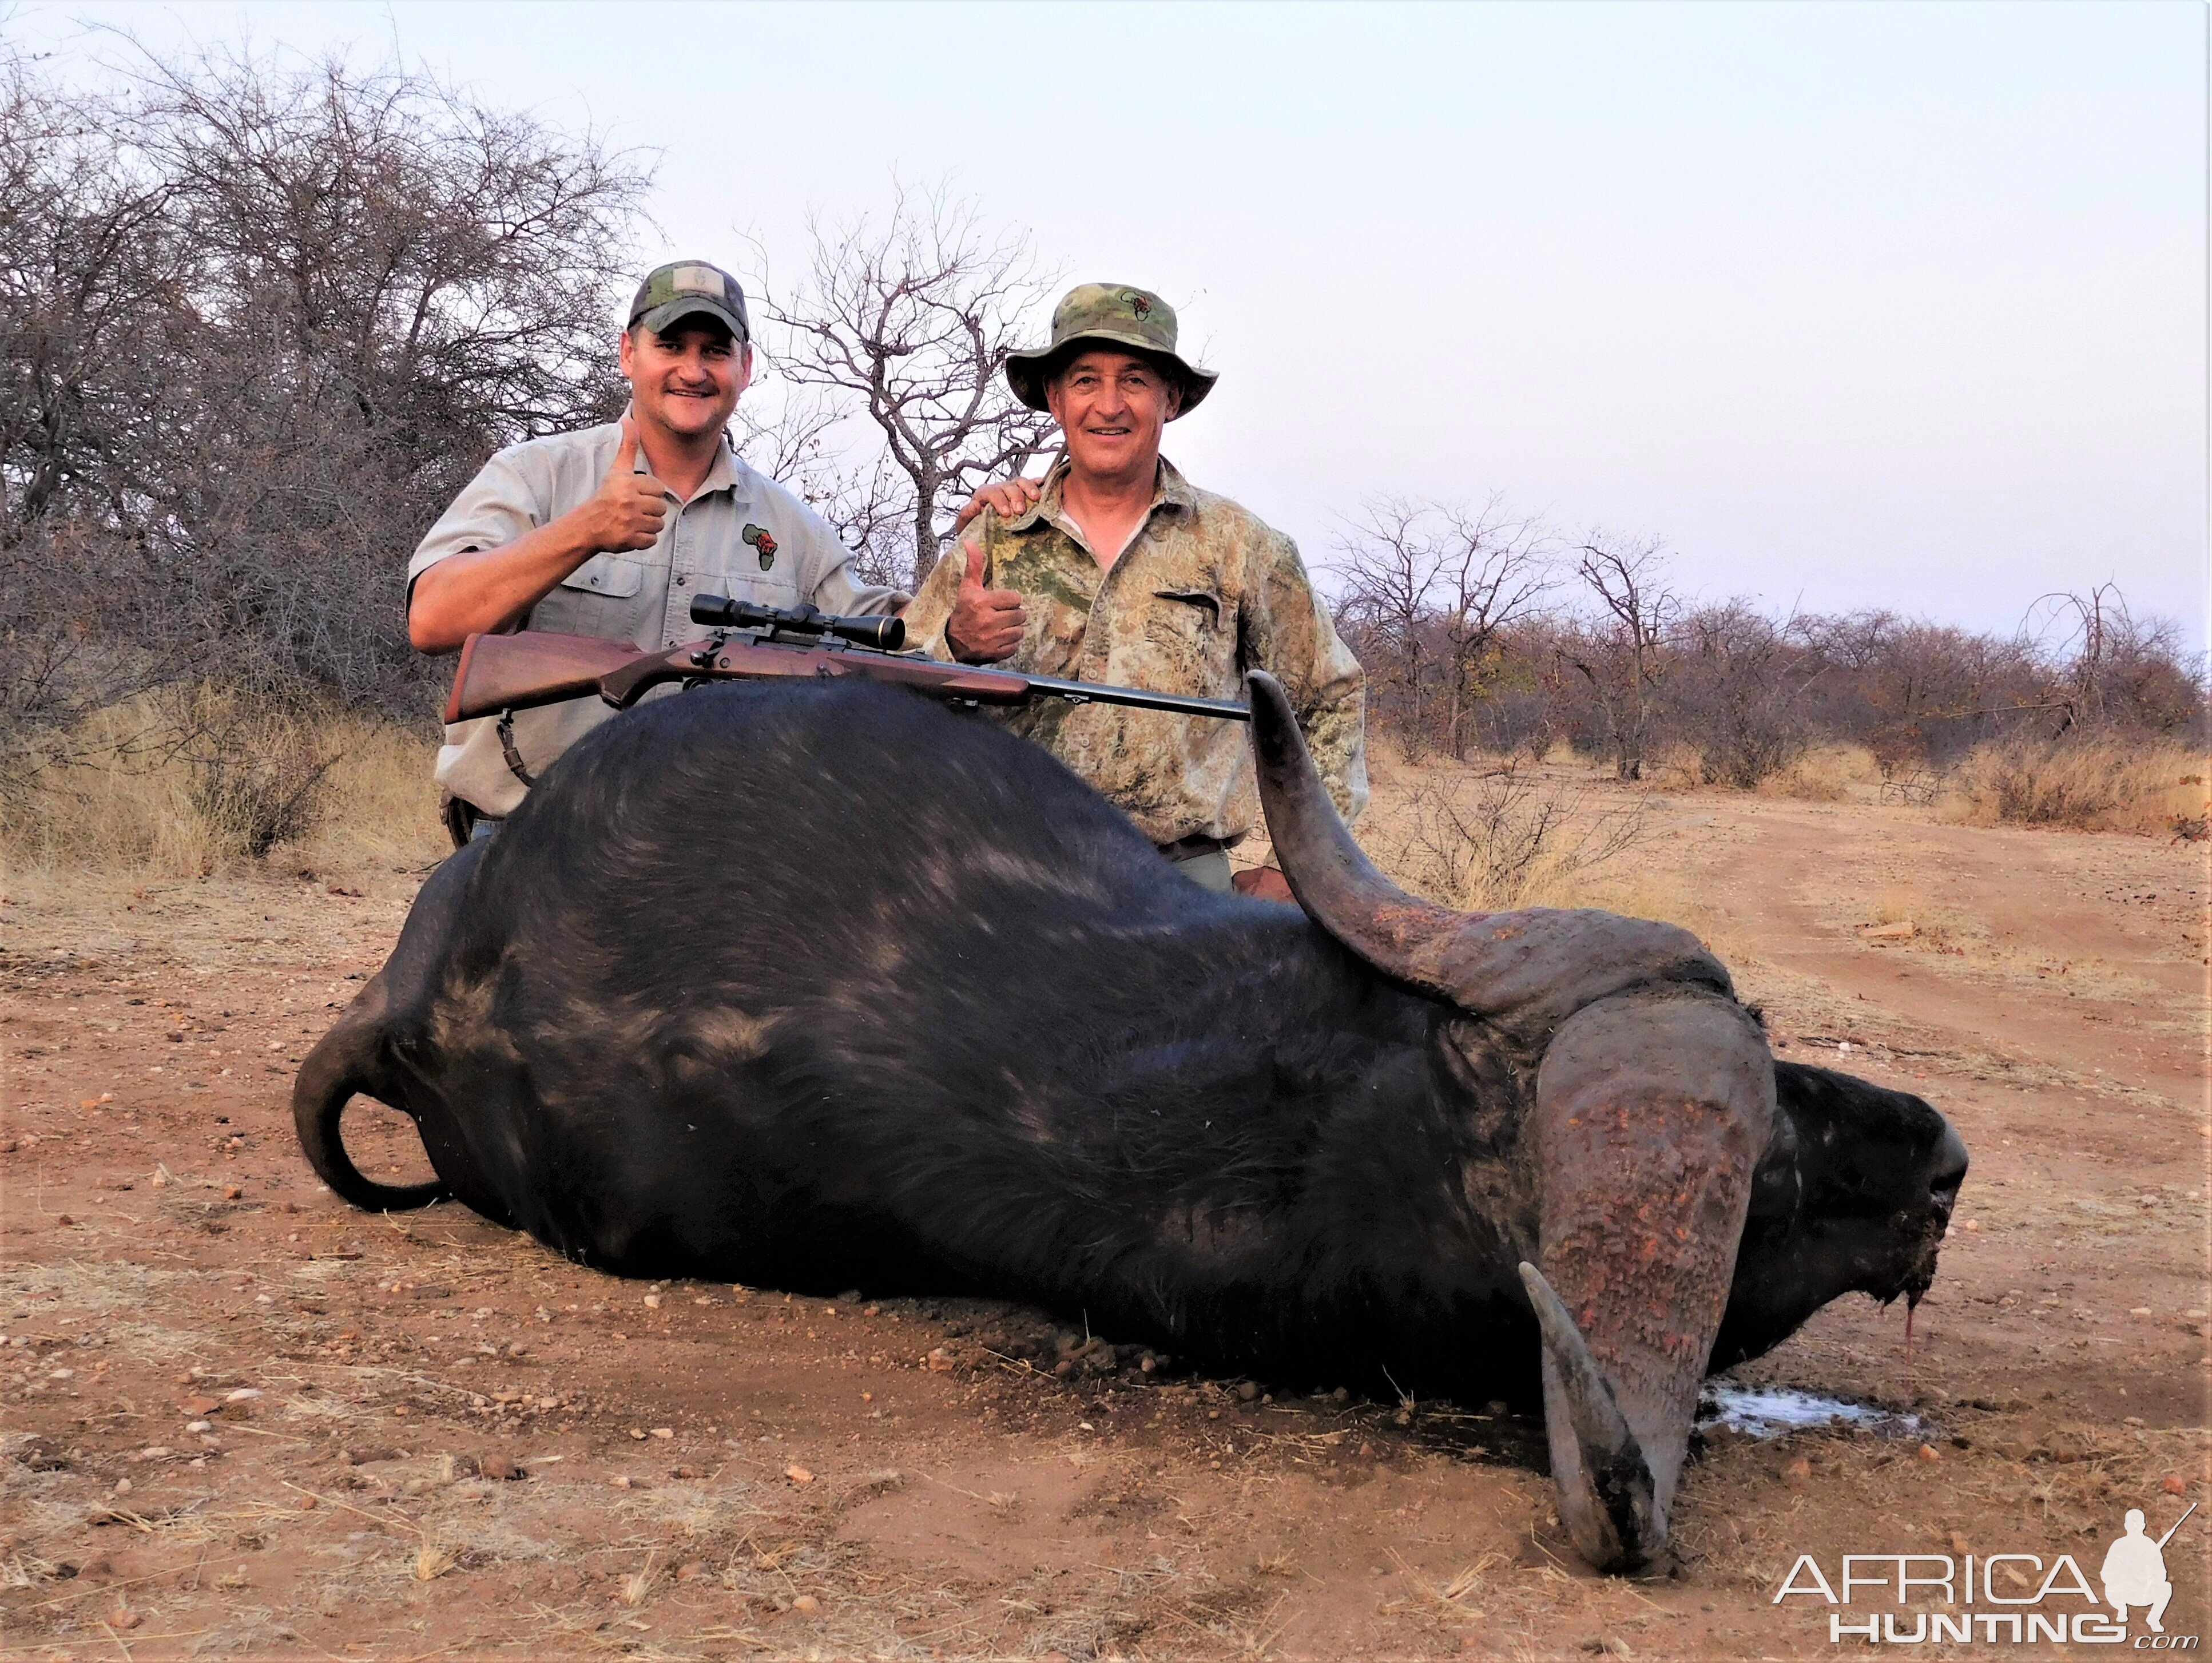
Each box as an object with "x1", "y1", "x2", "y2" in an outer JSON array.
[{"x1": 742, "y1": 524, "x2": 777, "y2": 570}]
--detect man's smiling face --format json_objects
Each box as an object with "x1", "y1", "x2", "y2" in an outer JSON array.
[
  {"x1": 620, "y1": 319, "x2": 748, "y2": 443},
  {"x1": 1046, "y1": 348, "x2": 1182, "y2": 484}
]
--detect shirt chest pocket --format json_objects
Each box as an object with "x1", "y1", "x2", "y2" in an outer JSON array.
[
  {"x1": 709, "y1": 563, "x2": 804, "y2": 610},
  {"x1": 1140, "y1": 588, "x2": 1233, "y2": 690},
  {"x1": 559, "y1": 554, "x2": 646, "y2": 600},
  {"x1": 529, "y1": 554, "x2": 648, "y2": 636}
]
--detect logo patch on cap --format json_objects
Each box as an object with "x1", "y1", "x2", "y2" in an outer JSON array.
[
  {"x1": 1122, "y1": 290, "x2": 1153, "y2": 319},
  {"x1": 670, "y1": 264, "x2": 726, "y2": 297},
  {"x1": 742, "y1": 524, "x2": 777, "y2": 570}
]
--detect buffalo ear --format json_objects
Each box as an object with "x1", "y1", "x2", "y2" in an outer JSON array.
[
  {"x1": 1244, "y1": 670, "x2": 1462, "y2": 998},
  {"x1": 1528, "y1": 989, "x2": 1774, "y2": 1573}
]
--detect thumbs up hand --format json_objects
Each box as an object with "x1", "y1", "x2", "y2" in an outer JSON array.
[
  {"x1": 582, "y1": 417, "x2": 669, "y2": 553},
  {"x1": 944, "y1": 542, "x2": 1028, "y2": 664}
]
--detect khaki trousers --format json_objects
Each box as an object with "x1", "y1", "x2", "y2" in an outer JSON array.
[{"x1": 1170, "y1": 850, "x2": 1233, "y2": 893}]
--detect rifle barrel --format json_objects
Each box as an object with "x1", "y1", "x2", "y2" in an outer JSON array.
[
  {"x1": 2155, "y1": 1502, "x2": 2196, "y2": 1550},
  {"x1": 1017, "y1": 672, "x2": 1249, "y2": 722}
]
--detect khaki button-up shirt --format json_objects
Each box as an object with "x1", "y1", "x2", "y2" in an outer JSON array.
[
  {"x1": 903, "y1": 456, "x2": 1367, "y2": 846},
  {"x1": 410, "y1": 420, "x2": 905, "y2": 816}
]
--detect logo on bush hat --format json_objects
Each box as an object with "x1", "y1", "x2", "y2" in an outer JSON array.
[
  {"x1": 628, "y1": 261, "x2": 750, "y2": 343},
  {"x1": 1004, "y1": 282, "x2": 1217, "y2": 419}
]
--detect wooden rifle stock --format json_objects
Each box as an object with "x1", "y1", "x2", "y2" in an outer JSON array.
[
  {"x1": 445, "y1": 632, "x2": 646, "y2": 724},
  {"x1": 445, "y1": 626, "x2": 1249, "y2": 726}
]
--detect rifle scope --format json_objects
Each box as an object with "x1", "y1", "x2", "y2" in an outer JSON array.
[{"x1": 690, "y1": 594, "x2": 905, "y2": 652}]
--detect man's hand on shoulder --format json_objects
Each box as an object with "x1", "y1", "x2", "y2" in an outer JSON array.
[
  {"x1": 944, "y1": 543, "x2": 1028, "y2": 664},
  {"x1": 577, "y1": 416, "x2": 668, "y2": 554},
  {"x1": 951, "y1": 475, "x2": 1043, "y2": 536}
]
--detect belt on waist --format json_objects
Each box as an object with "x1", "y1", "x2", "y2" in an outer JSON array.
[{"x1": 1155, "y1": 832, "x2": 1244, "y2": 863}]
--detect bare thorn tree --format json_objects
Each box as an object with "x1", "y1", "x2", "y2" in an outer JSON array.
[
  {"x1": 0, "y1": 51, "x2": 182, "y2": 535},
  {"x1": 1370, "y1": 763, "x2": 1648, "y2": 910},
  {"x1": 2024, "y1": 581, "x2": 2128, "y2": 737},
  {"x1": 1671, "y1": 600, "x2": 1825, "y2": 787},
  {"x1": 1332, "y1": 494, "x2": 1552, "y2": 759},
  {"x1": 757, "y1": 180, "x2": 1059, "y2": 588},
  {"x1": 1435, "y1": 496, "x2": 1552, "y2": 759},
  {"x1": 730, "y1": 385, "x2": 910, "y2": 588},
  {"x1": 1565, "y1": 532, "x2": 1675, "y2": 780},
  {"x1": 1330, "y1": 495, "x2": 1444, "y2": 753}
]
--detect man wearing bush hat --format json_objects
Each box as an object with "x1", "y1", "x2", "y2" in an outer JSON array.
[
  {"x1": 406, "y1": 259, "x2": 908, "y2": 839},
  {"x1": 904, "y1": 281, "x2": 1367, "y2": 895}
]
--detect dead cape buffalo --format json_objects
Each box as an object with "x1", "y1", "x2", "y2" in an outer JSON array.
[{"x1": 294, "y1": 672, "x2": 1966, "y2": 1572}]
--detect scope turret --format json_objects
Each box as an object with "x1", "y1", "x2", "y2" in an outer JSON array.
[{"x1": 690, "y1": 594, "x2": 905, "y2": 652}]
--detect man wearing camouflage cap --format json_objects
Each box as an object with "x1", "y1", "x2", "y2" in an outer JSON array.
[
  {"x1": 407, "y1": 259, "x2": 910, "y2": 838},
  {"x1": 903, "y1": 283, "x2": 1367, "y2": 895}
]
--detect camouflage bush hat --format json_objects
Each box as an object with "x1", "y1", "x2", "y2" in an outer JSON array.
[
  {"x1": 628, "y1": 260, "x2": 751, "y2": 343},
  {"x1": 1006, "y1": 283, "x2": 1216, "y2": 419}
]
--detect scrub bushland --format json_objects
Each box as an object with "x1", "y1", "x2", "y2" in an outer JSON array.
[
  {"x1": 0, "y1": 39, "x2": 648, "y2": 836},
  {"x1": 1329, "y1": 502, "x2": 2204, "y2": 799},
  {"x1": 9, "y1": 46, "x2": 2199, "y2": 873},
  {"x1": 1944, "y1": 736, "x2": 2209, "y2": 839}
]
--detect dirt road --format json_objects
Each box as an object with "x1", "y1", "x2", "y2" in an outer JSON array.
[{"x1": 3, "y1": 787, "x2": 2205, "y2": 1659}]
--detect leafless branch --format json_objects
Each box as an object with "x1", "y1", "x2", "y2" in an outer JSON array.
[
  {"x1": 753, "y1": 177, "x2": 1059, "y2": 588},
  {"x1": 1565, "y1": 532, "x2": 1675, "y2": 780}
]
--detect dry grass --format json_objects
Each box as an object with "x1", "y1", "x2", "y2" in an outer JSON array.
[
  {"x1": 3, "y1": 698, "x2": 224, "y2": 875},
  {"x1": 1646, "y1": 739, "x2": 1884, "y2": 802},
  {"x1": 1359, "y1": 754, "x2": 1649, "y2": 913},
  {"x1": 412, "y1": 1537, "x2": 458, "y2": 1582},
  {"x1": 291, "y1": 718, "x2": 447, "y2": 875},
  {"x1": 1760, "y1": 742, "x2": 1882, "y2": 802},
  {"x1": 1943, "y1": 735, "x2": 2209, "y2": 836},
  {"x1": 1857, "y1": 886, "x2": 1988, "y2": 954},
  {"x1": 1298, "y1": 750, "x2": 1723, "y2": 942},
  {"x1": 1, "y1": 693, "x2": 443, "y2": 880},
  {"x1": 1388, "y1": 1545, "x2": 1505, "y2": 1621},
  {"x1": 1644, "y1": 740, "x2": 1708, "y2": 791}
]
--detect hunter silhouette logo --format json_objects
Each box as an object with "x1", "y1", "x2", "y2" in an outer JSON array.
[
  {"x1": 1123, "y1": 291, "x2": 1153, "y2": 320},
  {"x1": 2104, "y1": 1503, "x2": 2192, "y2": 1634},
  {"x1": 1773, "y1": 1499, "x2": 2198, "y2": 1646},
  {"x1": 743, "y1": 524, "x2": 777, "y2": 570}
]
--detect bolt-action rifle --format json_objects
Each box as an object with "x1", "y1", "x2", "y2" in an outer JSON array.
[{"x1": 443, "y1": 594, "x2": 1252, "y2": 726}]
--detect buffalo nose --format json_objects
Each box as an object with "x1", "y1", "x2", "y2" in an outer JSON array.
[{"x1": 1925, "y1": 1120, "x2": 1968, "y2": 1207}]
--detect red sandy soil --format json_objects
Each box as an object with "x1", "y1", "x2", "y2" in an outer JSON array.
[{"x1": 3, "y1": 787, "x2": 2205, "y2": 1660}]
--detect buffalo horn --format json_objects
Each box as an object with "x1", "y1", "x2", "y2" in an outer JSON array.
[
  {"x1": 1244, "y1": 670, "x2": 1464, "y2": 998},
  {"x1": 1519, "y1": 1261, "x2": 1658, "y2": 1567}
]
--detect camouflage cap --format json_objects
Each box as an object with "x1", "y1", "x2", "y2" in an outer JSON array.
[
  {"x1": 1006, "y1": 283, "x2": 1216, "y2": 419},
  {"x1": 628, "y1": 260, "x2": 751, "y2": 343}
]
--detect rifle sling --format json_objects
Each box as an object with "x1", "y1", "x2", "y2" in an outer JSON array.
[{"x1": 496, "y1": 710, "x2": 537, "y2": 787}]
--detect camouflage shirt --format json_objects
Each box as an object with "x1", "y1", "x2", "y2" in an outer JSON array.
[{"x1": 903, "y1": 456, "x2": 1367, "y2": 846}]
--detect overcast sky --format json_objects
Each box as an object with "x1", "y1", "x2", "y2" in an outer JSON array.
[{"x1": 18, "y1": 1, "x2": 2209, "y2": 646}]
